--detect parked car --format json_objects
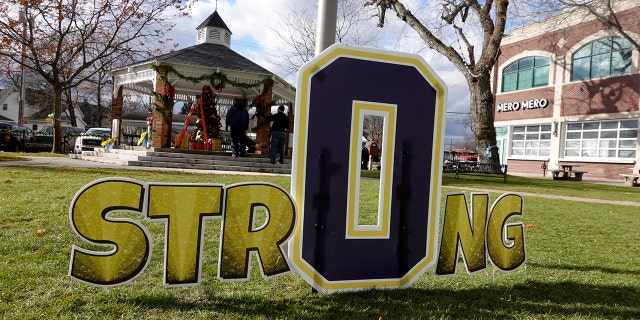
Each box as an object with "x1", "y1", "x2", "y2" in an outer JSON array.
[
  {"x1": 27, "y1": 125, "x2": 84, "y2": 153},
  {"x1": 74, "y1": 128, "x2": 111, "y2": 153},
  {"x1": 0, "y1": 121, "x2": 33, "y2": 152}
]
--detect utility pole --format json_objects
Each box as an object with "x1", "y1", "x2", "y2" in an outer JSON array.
[
  {"x1": 314, "y1": 0, "x2": 338, "y2": 56},
  {"x1": 18, "y1": 6, "x2": 27, "y2": 124}
]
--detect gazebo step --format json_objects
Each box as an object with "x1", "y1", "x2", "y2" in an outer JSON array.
[
  {"x1": 127, "y1": 160, "x2": 291, "y2": 174},
  {"x1": 73, "y1": 154, "x2": 131, "y2": 166},
  {"x1": 72, "y1": 147, "x2": 291, "y2": 174}
]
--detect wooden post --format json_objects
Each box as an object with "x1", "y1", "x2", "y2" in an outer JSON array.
[
  {"x1": 255, "y1": 88, "x2": 273, "y2": 154},
  {"x1": 285, "y1": 106, "x2": 294, "y2": 157}
]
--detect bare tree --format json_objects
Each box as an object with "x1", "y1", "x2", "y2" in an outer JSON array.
[
  {"x1": 122, "y1": 91, "x2": 152, "y2": 114},
  {"x1": 0, "y1": 0, "x2": 193, "y2": 153},
  {"x1": 363, "y1": 115, "x2": 384, "y2": 145},
  {"x1": 270, "y1": 0, "x2": 383, "y2": 79},
  {"x1": 0, "y1": 59, "x2": 58, "y2": 119},
  {"x1": 365, "y1": 0, "x2": 509, "y2": 163},
  {"x1": 452, "y1": 112, "x2": 476, "y2": 148}
]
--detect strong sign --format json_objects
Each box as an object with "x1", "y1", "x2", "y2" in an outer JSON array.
[{"x1": 68, "y1": 45, "x2": 525, "y2": 294}]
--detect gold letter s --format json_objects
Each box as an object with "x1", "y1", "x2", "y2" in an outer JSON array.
[{"x1": 69, "y1": 178, "x2": 151, "y2": 286}]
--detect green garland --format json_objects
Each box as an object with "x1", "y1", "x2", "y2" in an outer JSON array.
[
  {"x1": 151, "y1": 63, "x2": 274, "y2": 92},
  {"x1": 150, "y1": 91, "x2": 174, "y2": 124},
  {"x1": 150, "y1": 63, "x2": 277, "y2": 129}
]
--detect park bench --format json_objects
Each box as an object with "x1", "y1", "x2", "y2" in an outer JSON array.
[
  {"x1": 455, "y1": 163, "x2": 508, "y2": 183},
  {"x1": 620, "y1": 173, "x2": 640, "y2": 187}
]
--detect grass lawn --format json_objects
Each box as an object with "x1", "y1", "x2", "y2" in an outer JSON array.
[
  {"x1": 1, "y1": 165, "x2": 639, "y2": 319},
  {"x1": 0, "y1": 151, "x2": 68, "y2": 162}
]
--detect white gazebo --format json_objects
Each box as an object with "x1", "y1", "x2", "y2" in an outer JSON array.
[{"x1": 109, "y1": 10, "x2": 296, "y2": 153}]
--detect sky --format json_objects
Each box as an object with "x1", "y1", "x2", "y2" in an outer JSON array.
[{"x1": 167, "y1": 0, "x2": 473, "y2": 147}]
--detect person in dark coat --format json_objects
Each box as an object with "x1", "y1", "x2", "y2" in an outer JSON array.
[
  {"x1": 261, "y1": 105, "x2": 289, "y2": 164},
  {"x1": 361, "y1": 142, "x2": 370, "y2": 170},
  {"x1": 225, "y1": 98, "x2": 249, "y2": 157}
]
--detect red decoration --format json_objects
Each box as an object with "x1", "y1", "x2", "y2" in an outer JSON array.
[
  {"x1": 162, "y1": 85, "x2": 175, "y2": 99},
  {"x1": 213, "y1": 82, "x2": 225, "y2": 92}
]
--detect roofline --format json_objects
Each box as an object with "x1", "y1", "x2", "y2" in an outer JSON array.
[{"x1": 504, "y1": 0, "x2": 639, "y2": 45}]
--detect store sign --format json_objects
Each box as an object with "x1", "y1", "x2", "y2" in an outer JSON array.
[
  {"x1": 497, "y1": 98, "x2": 548, "y2": 112},
  {"x1": 68, "y1": 45, "x2": 526, "y2": 293}
]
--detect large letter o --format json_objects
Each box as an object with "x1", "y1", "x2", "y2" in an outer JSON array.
[{"x1": 289, "y1": 44, "x2": 447, "y2": 293}]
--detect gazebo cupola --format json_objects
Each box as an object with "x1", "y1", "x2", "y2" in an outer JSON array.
[{"x1": 196, "y1": 11, "x2": 232, "y2": 47}]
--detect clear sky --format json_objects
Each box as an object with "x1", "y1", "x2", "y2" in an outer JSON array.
[{"x1": 167, "y1": 0, "x2": 473, "y2": 147}]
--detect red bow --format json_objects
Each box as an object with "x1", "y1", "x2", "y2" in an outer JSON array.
[{"x1": 162, "y1": 85, "x2": 175, "y2": 98}]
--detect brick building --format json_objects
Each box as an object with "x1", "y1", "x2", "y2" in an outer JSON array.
[{"x1": 493, "y1": 2, "x2": 640, "y2": 180}]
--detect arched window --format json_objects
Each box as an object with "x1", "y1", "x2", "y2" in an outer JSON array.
[
  {"x1": 572, "y1": 36, "x2": 632, "y2": 81},
  {"x1": 502, "y1": 56, "x2": 550, "y2": 92}
]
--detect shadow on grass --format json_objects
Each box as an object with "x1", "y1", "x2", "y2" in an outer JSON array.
[
  {"x1": 128, "y1": 281, "x2": 640, "y2": 319},
  {"x1": 528, "y1": 262, "x2": 640, "y2": 276}
]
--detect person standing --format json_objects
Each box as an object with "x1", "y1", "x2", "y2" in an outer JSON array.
[
  {"x1": 225, "y1": 98, "x2": 249, "y2": 157},
  {"x1": 262, "y1": 105, "x2": 289, "y2": 164}
]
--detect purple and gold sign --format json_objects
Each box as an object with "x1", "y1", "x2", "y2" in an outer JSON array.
[{"x1": 68, "y1": 44, "x2": 525, "y2": 294}]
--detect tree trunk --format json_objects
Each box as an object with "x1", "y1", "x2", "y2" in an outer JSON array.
[
  {"x1": 66, "y1": 88, "x2": 77, "y2": 127},
  {"x1": 96, "y1": 81, "x2": 104, "y2": 128},
  {"x1": 468, "y1": 72, "x2": 499, "y2": 164},
  {"x1": 52, "y1": 83, "x2": 64, "y2": 153}
]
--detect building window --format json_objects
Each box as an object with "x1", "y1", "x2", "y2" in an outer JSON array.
[
  {"x1": 564, "y1": 120, "x2": 637, "y2": 159},
  {"x1": 511, "y1": 125, "x2": 552, "y2": 157},
  {"x1": 502, "y1": 56, "x2": 550, "y2": 92},
  {"x1": 571, "y1": 36, "x2": 632, "y2": 81},
  {"x1": 2, "y1": 103, "x2": 7, "y2": 111}
]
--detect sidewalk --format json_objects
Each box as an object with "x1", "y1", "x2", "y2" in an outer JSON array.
[
  {"x1": 447, "y1": 171, "x2": 639, "y2": 207},
  {"x1": 0, "y1": 155, "x2": 280, "y2": 176},
  {"x1": 508, "y1": 171, "x2": 625, "y2": 186}
]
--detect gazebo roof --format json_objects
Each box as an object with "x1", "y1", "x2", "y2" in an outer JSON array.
[
  {"x1": 110, "y1": 10, "x2": 295, "y2": 106},
  {"x1": 139, "y1": 42, "x2": 271, "y2": 76},
  {"x1": 197, "y1": 11, "x2": 232, "y2": 34}
]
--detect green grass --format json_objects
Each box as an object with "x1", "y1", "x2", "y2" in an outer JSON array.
[
  {"x1": 0, "y1": 151, "x2": 68, "y2": 161},
  {"x1": 441, "y1": 173, "x2": 638, "y2": 202},
  {"x1": 0, "y1": 152, "x2": 27, "y2": 161},
  {"x1": 1, "y1": 166, "x2": 640, "y2": 319}
]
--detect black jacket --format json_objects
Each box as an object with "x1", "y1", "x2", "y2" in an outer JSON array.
[
  {"x1": 226, "y1": 103, "x2": 249, "y2": 131},
  {"x1": 265, "y1": 111, "x2": 289, "y2": 132}
]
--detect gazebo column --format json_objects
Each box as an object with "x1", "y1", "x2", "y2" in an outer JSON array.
[
  {"x1": 152, "y1": 72, "x2": 174, "y2": 148},
  {"x1": 110, "y1": 86, "x2": 124, "y2": 145},
  {"x1": 286, "y1": 107, "x2": 294, "y2": 156},
  {"x1": 255, "y1": 88, "x2": 273, "y2": 154}
]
